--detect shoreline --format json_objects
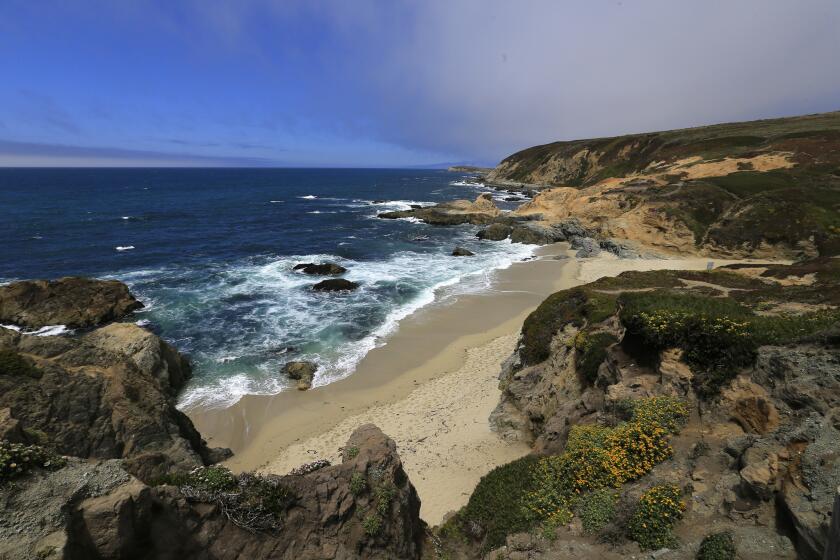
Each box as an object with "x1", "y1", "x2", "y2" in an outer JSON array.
[{"x1": 188, "y1": 248, "x2": 781, "y2": 524}]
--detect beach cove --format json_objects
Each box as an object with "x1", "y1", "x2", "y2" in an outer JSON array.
[{"x1": 190, "y1": 247, "x2": 772, "y2": 524}]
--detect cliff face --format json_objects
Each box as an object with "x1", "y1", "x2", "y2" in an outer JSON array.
[
  {"x1": 438, "y1": 258, "x2": 840, "y2": 559},
  {"x1": 487, "y1": 111, "x2": 840, "y2": 259}
]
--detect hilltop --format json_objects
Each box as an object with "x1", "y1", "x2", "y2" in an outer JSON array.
[{"x1": 484, "y1": 111, "x2": 840, "y2": 259}]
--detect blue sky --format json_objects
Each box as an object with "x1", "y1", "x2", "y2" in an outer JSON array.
[{"x1": 1, "y1": 0, "x2": 839, "y2": 167}]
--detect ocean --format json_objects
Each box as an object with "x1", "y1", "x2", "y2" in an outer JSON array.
[{"x1": 0, "y1": 168, "x2": 534, "y2": 409}]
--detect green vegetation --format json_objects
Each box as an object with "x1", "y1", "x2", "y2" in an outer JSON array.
[
  {"x1": 458, "y1": 455, "x2": 541, "y2": 550},
  {"x1": 575, "y1": 331, "x2": 618, "y2": 383},
  {"x1": 154, "y1": 466, "x2": 294, "y2": 533},
  {"x1": 627, "y1": 484, "x2": 685, "y2": 550},
  {"x1": 0, "y1": 440, "x2": 66, "y2": 483},
  {"x1": 619, "y1": 290, "x2": 840, "y2": 396},
  {"x1": 0, "y1": 349, "x2": 40, "y2": 378},
  {"x1": 697, "y1": 531, "x2": 736, "y2": 560},
  {"x1": 346, "y1": 445, "x2": 360, "y2": 459},
  {"x1": 576, "y1": 488, "x2": 618, "y2": 534},
  {"x1": 706, "y1": 170, "x2": 795, "y2": 197},
  {"x1": 521, "y1": 289, "x2": 588, "y2": 365},
  {"x1": 362, "y1": 513, "x2": 382, "y2": 536},
  {"x1": 452, "y1": 397, "x2": 687, "y2": 551},
  {"x1": 349, "y1": 471, "x2": 367, "y2": 496}
]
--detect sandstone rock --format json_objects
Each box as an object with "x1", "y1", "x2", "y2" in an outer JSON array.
[
  {"x1": 477, "y1": 223, "x2": 513, "y2": 241},
  {"x1": 312, "y1": 279, "x2": 360, "y2": 292},
  {"x1": 0, "y1": 277, "x2": 143, "y2": 329},
  {"x1": 657, "y1": 348, "x2": 693, "y2": 396},
  {"x1": 451, "y1": 247, "x2": 475, "y2": 256},
  {"x1": 294, "y1": 262, "x2": 347, "y2": 275},
  {"x1": 283, "y1": 360, "x2": 317, "y2": 390},
  {"x1": 0, "y1": 407, "x2": 26, "y2": 443},
  {"x1": 721, "y1": 377, "x2": 780, "y2": 435}
]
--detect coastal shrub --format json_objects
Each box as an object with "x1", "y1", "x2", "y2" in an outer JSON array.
[
  {"x1": 697, "y1": 531, "x2": 736, "y2": 560},
  {"x1": 627, "y1": 484, "x2": 685, "y2": 550},
  {"x1": 350, "y1": 472, "x2": 367, "y2": 496},
  {"x1": 0, "y1": 349, "x2": 40, "y2": 377},
  {"x1": 577, "y1": 488, "x2": 618, "y2": 534},
  {"x1": 373, "y1": 483, "x2": 396, "y2": 515},
  {"x1": 620, "y1": 291, "x2": 840, "y2": 397},
  {"x1": 525, "y1": 399, "x2": 683, "y2": 529},
  {"x1": 345, "y1": 445, "x2": 360, "y2": 459},
  {"x1": 575, "y1": 331, "x2": 618, "y2": 384},
  {"x1": 0, "y1": 440, "x2": 66, "y2": 483},
  {"x1": 459, "y1": 455, "x2": 541, "y2": 550},
  {"x1": 628, "y1": 396, "x2": 689, "y2": 434},
  {"x1": 157, "y1": 466, "x2": 295, "y2": 532},
  {"x1": 520, "y1": 289, "x2": 589, "y2": 365},
  {"x1": 362, "y1": 513, "x2": 382, "y2": 536}
]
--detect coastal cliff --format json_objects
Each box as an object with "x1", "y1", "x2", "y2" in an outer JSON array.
[
  {"x1": 484, "y1": 111, "x2": 840, "y2": 259},
  {"x1": 435, "y1": 257, "x2": 840, "y2": 559}
]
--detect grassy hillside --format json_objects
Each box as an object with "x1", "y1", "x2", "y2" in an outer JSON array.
[{"x1": 490, "y1": 111, "x2": 840, "y2": 256}]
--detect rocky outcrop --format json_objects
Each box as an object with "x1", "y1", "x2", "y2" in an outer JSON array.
[
  {"x1": 378, "y1": 194, "x2": 501, "y2": 226},
  {"x1": 477, "y1": 223, "x2": 513, "y2": 241},
  {"x1": 294, "y1": 262, "x2": 347, "y2": 275},
  {"x1": 452, "y1": 247, "x2": 474, "y2": 256},
  {"x1": 283, "y1": 360, "x2": 317, "y2": 390},
  {"x1": 0, "y1": 277, "x2": 143, "y2": 329},
  {"x1": 0, "y1": 325, "x2": 229, "y2": 482},
  {"x1": 1, "y1": 425, "x2": 426, "y2": 560},
  {"x1": 313, "y1": 279, "x2": 360, "y2": 292}
]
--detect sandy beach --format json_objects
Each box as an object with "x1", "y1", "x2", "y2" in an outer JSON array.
[{"x1": 189, "y1": 247, "x2": 779, "y2": 525}]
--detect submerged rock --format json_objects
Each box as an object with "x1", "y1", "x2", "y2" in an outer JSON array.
[
  {"x1": 283, "y1": 360, "x2": 317, "y2": 390},
  {"x1": 293, "y1": 262, "x2": 347, "y2": 275},
  {"x1": 0, "y1": 277, "x2": 143, "y2": 329},
  {"x1": 312, "y1": 278, "x2": 360, "y2": 292},
  {"x1": 451, "y1": 247, "x2": 475, "y2": 256}
]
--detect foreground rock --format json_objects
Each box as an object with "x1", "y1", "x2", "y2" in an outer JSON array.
[
  {"x1": 313, "y1": 278, "x2": 360, "y2": 292},
  {"x1": 378, "y1": 194, "x2": 500, "y2": 225},
  {"x1": 477, "y1": 223, "x2": 513, "y2": 241},
  {"x1": 294, "y1": 262, "x2": 347, "y2": 275},
  {"x1": 451, "y1": 247, "x2": 474, "y2": 256},
  {"x1": 0, "y1": 425, "x2": 425, "y2": 560},
  {"x1": 0, "y1": 323, "x2": 229, "y2": 482},
  {"x1": 283, "y1": 360, "x2": 317, "y2": 390},
  {"x1": 0, "y1": 277, "x2": 143, "y2": 329}
]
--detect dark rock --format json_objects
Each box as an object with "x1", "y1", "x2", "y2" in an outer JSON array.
[
  {"x1": 504, "y1": 196, "x2": 524, "y2": 202},
  {"x1": 294, "y1": 262, "x2": 347, "y2": 275},
  {"x1": 573, "y1": 237, "x2": 602, "y2": 258},
  {"x1": 510, "y1": 223, "x2": 565, "y2": 245},
  {"x1": 283, "y1": 360, "x2": 317, "y2": 390},
  {"x1": 0, "y1": 325, "x2": 229, "y2": 483},
  {"x1": 451, "y1": 247, "x2": 475, "y2": 257},
  {"x1": 1, "y1": 426, "x2": 426, "y2": 560},
  {"x1": 477, "y1": 223, "x2": 513, "y2": 241},
  {"x1": 598, "y1": 238, "x2": 640, "y2": 258},
  {"x1": 0, "y1": 277, "x2": 143, "y2": 329},
  {"x1": 312, "y1": 279, "x2": 360, "y2": 292}
]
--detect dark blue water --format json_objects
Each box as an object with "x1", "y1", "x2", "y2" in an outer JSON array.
[{"x1": 0, "y1": 168, "x2": 533, "y2": 408}]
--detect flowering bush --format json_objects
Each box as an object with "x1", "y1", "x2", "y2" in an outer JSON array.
[
  {"x1": 0, "y1": 440, "x2": 65, "y2": 482},
  {"x1": 629, "y1": 396, "x2": 689, "y2": 434},
  {"x1": 697, "y1": 530, "x2": 736, "y2": 560},
  {"x1": 525, "y1": 397, "x2": 685, "y2": 530},
  {"x1": 627, "y1": 484, "x2": 686, "y2": 550}
]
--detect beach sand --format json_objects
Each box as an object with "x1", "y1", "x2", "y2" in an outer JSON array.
[{"x1": 189, "y1": 247, "x2": 779, "y2": 525}]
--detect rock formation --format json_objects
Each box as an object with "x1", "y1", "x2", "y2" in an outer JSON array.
[
  {"x1": 312, "y1": 278, "x2": 360, "y2": 292},
  {"x1": 0, "y1": 277, "x2": 143, "y2": 329},
  {"x1": 294, "y1": 262, "x2": 347, "y2": 275},
  {"x1": 283, "y1": 360, "x2": 317, "y2": 390},
  {"x1": 1, "y1": 425, "x2": 426, "y2": 560}
]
